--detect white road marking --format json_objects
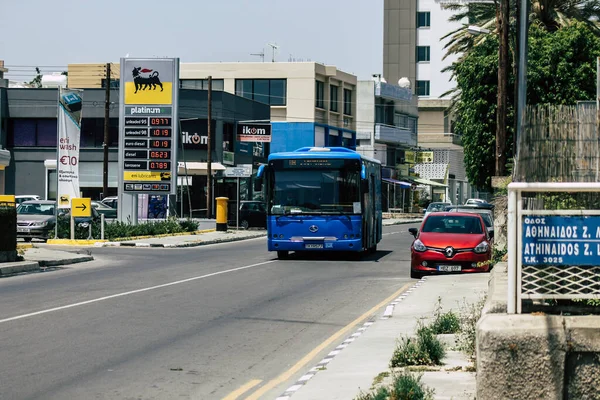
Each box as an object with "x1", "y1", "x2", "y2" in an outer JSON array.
[{"x1": 0, "y1": 260, "x2": 276, "y2": 325}]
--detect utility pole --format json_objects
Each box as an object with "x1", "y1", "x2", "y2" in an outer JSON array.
[
  {"x1": 496, "y1": 0, "x2": 509, "y2": 177},
  {"x1": 206, "y1": 76, "x2": 213, "y2": 219},
  {"x1": 102, "y1": 62, "x2": 111, "y2": 199}
]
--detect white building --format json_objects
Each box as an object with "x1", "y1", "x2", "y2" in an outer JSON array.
[{"x1": 384, "y1": 0, "x2": 486, "y2": 204}]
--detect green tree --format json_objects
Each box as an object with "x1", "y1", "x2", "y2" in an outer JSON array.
[
  {"x1": 442, "y1": 0, "x2": 600, "y2": 61},
  {"x1": 451, "y1": 22, "x2": 600, "y2": 189}
]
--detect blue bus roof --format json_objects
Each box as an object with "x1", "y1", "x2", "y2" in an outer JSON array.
[{"x1": 268, "y1": 147, "x2": 381, "y2": 164}]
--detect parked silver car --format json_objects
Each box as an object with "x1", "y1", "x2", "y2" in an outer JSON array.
[{"x1": 16, "y1": 200, "x2": 56, "y2": 242}]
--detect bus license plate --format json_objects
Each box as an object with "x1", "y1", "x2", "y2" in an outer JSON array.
[
  {"x1": 438, "y1": 265, "x2": 461, "y2": 272},
  {"x1": 305, "y1": 243, "x2": 324, "y2": 249}
]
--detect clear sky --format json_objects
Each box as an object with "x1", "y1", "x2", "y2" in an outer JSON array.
[{"x1": 1, "y1": 0, "x2": 384, "y2": 82}]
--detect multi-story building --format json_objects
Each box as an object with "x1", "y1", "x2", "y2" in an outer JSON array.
[
  {"x1": 0, "y1": 61, "x2": 12, "y2": 194},
  {"x1": 68, "y1": 62, "x2": 358, "y2": 152},
  {"x1": 384, "y1": 0, "x2": 483, "y2": 204}
]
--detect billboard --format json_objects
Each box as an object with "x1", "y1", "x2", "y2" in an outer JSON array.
[
  {"x1": 237, "y1": 123, "x2": 271, "y2": 142},
  {"x1": 57, "y1": 88, "x2": 83, "y2": 208},
  {"x1": 118, "y1": 58, "x2": 179, "y2": 195}
]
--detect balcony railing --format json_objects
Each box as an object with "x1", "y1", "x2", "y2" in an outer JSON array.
[{"x1": 375, "y1": 123, "x2": 417, "y2": 147}]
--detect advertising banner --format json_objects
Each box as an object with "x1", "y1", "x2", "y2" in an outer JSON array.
[
  {"x1": 57, "y1": 88, "x2": 83, "y2": 208},
  {"x1": 237, "y1": 123, "x2": 272, "y2": 142}
]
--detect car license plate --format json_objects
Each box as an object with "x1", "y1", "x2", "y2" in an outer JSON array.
[
  {"x1": 438, "y1": 265, "x2": 461, "y2": 272},
  {"x1": 17, "y1": 227, "x2": 29, "y2": 233},
  {"x1": 305, "y1": 243, "x2": 324, "y2": 249}
]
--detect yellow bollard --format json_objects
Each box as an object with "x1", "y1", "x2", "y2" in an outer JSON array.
[{"x1": 216, "y1": 197, "x2": 229, "y2": 232}]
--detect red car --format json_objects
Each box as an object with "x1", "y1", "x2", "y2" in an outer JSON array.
[{"x1": 408, "y1": 212, "x2": 493, "y2": 279}]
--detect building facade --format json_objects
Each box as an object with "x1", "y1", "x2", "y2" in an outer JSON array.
[
  {"x1": 0, "y1": 61, "x2": 11, "y2": 192},
  {"x1": 383, "y1": 0, "x2": 487, "y2": 204},
  {"x1": 68, "y1": 62, "x2": 359, "y2": 152},
  {"x1": 0, "y1": 87, "x2": 270, "y2": 216}
]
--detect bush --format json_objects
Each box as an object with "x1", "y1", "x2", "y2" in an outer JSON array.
[
  {"x1": 429, "y1": 297, "x2": 460, "y2": 334},
  {"x1": 56, "y1": 217, "x2": 200, "y2": 240},
  {"x1": 456, "y1": 296, "x2": 487, "y2": 361},
  {"x1": 390, "y1": 324, "x2": 445, "y2": 367},
  {"x1": 354, "y1": 371, "x2": 434, "y2": 400}
]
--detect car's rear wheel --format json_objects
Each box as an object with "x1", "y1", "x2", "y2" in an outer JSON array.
[
  {"x1": 277, "y1": 250, "x2": 289, "y2": 259},
  {"x1": 410, "y1": 269, "x2": 423, "y2": 279},
  {"x1": 240, "y1": 220, "x2": 249, "y2": 230}
]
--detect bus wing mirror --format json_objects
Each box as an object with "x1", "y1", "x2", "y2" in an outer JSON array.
[
  {"x1": 254, "y1": 178, "x2": 263, "y2": 192},
  {"x1": 361, "y1": 180, "x2": 369, "y2": 193}
]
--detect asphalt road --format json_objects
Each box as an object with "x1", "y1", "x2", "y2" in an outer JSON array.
[{"x1": 0, "y1": 224, "x2": 419, "y2": 400}]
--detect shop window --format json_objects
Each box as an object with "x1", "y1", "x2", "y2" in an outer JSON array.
[
  {"x1": 417, "y1": 46, "x2": 430, "y2": 62},
  {"x1": 343, "y1": 89, "x2": 352, "y2": 115},
  {"x1": 179, "y1": 79, "x2": 224, "y2": 90},
  {"x1": 7, "y1": 119, "x2": 57, "y2": 147},
  {"x1": 234, "y1": 79, "x2": 287, "y2": 106},
  {"x1": 417, "y1": 12, "x2": 431, "y2": 28},
  {"x1": 315, "y1": 81, "x2": 325, "y2": 109},
  {"x1": 417, "y1": 80, "x2": 430, "y2": 96},
  {"x1": 330, "y1": 85, "x2": 339, "y2": 112}
]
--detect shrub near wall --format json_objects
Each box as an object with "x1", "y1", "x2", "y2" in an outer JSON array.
[{"x1": 0, "y1": 202, "x2": 17, "y2": 262}]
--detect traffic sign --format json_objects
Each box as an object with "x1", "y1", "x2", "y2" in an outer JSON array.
[
  {"x1": 0, "y1": 195, "x2": 15, "y2": 203},
  {"x1": 71, "y1": 198, "x2": 91, "y2": 217},
  {"x1": 224, "y1": 164, "x2": 253, "y2": 178}
]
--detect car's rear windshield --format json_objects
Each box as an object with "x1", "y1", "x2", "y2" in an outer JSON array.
[
  {"x1": 422, "y1": 215, "x2": 483, "y2": 234},
  {"x1": 426, "y1": 203, "x2": 449, "y2": 212}
]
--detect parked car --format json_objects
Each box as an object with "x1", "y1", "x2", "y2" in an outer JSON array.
[
  {"x1": 100, "y1": 196, "x2": 118, "y2": 210},
  {"x1": 16, "y1": 200, "x2": 56, "y2": 242},
  {"x1": 15, "y1": 195, "x2": 41, "y2": 206},
  {"x1": 444, "y1": 205, "x2": 494, "y2": 237},
  {"x1": 408, "y1": 212, "x2": 493, "y2": 279},
  {"x1": 229, "y1": 201, "x2": 266, "y2": 229},
  {"x1": 423, "y1": 202, "x2": 452, "y2": 217},
  {"x1": 92, "y1": 201, "x2": 117, "y2": 219}
]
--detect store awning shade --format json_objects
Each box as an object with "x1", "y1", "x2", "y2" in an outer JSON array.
[
  {"x1": 382, "y1": 178, "x2": 411, "y2": 189},
  {"x1": 178, "y1": 162, "x2": 226, "y2": 176},
  {"x1": 412, "y1": 177, "x2": 448, "y2": 188}
]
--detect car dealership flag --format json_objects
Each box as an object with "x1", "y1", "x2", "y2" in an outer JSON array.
[{"x1": 56, "y1": 88, "x2": 83, "y2": 208}]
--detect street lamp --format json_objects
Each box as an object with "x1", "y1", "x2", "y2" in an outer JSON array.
[{"x1": 467, "y1": 25, "x2": 490, "y2": 35}]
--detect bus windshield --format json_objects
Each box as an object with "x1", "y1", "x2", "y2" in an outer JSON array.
[{"x1": 269, "y1": 168, "x2": 361, "y2": 215}]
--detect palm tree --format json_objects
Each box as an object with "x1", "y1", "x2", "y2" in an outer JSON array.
[{"x1": 441, "y1": 0, "x2": 600, "y2": 61}]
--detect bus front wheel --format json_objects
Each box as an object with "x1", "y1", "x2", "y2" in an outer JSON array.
[{"x1": 277, "y1": 250, "x2": 289, "y2": 259}]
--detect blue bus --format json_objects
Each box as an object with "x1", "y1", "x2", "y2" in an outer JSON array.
[{"x1": 255, "y1": 147, "x2": 382, "y2": 259}]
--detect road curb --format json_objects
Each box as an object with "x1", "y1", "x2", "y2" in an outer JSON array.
[
  {"x1": 0, "y1": 261, "x2": 40, "y2": 276},
  {"x1": 104, "y1": 232, "x2": 267, "y2": 248},
  {"x1": 37, "y1": 256, "x2": 94, "y2": 267},
  {"x1": 382, "y1": 219, "x2": 423, "y2": 226}
]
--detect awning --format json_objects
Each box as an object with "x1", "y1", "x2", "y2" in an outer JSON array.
[
  {"x1": 411, "y1": 177, "x2": 448, "y2": 188},
  {"x1": 178, "y1": 162, "x2": 226, "y2": 176},
  {"x1": 382, "y1": 178, "x2": 411, "y2": 189}
]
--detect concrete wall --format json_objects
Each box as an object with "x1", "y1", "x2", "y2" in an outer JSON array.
[
  {"x1": 418, "y1": 108, "x2": 445, "y2": 134},
  {"x1": 356, "y1": 81, "x2": 375, "y2": 143},
  {"x1": 477, "y1": 263, "x2": 600, "y2": 399}
]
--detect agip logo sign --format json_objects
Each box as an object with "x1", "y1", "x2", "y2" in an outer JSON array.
[{"x1": 124, "y1": 62, "x2": 174, "y2": 105}]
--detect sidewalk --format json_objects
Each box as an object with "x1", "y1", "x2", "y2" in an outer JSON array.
[
  {"x1": 0, "y1": 247, "x2": 94, "y2": 276},
  {"x1": 286, "y1": 272, "x2": 489, "y2": 400}
]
